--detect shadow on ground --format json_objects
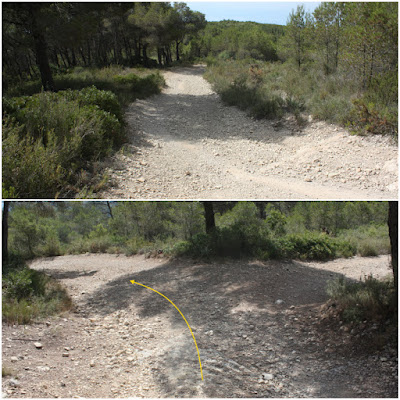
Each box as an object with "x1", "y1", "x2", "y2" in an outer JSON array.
[{"x1": 82, "y1": 258, "x2": 382, "y2": 397}]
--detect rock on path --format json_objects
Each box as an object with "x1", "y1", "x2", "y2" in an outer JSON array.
[{"x1": 103, "y1": 65, "x2": 398, "y2": 199}]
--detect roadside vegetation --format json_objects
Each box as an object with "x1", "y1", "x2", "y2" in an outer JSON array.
[
  {"x1": 2, "y1": 255, "x2": 72, "y2": 325},
  {"x1": 2, "y1": 2, "x2": 203, "y2": 198},
  {"x1": 203, "y1": 3, "x2": 397, "y2": 137},
  {"x1": 2, "y1": 3, "x2": 397, "y2": 198},
  {"x1": 4, "y1": 201, "x2": 390, "y2": 261},
  {"x1": 2, "y1": 201, "x2": 396, "y2": 326},
  {"x1": 3, "y1": 68, "x2": 164, "y2": 198}
]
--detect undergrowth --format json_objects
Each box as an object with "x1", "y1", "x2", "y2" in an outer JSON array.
[
  {"x1": 205, "y1": 59, "x2": 397, "y2": 137},
  {"x1": 2, "y1": 261, "x2": 73, "y2": 325},
  {"x1": 2, "y1": 66, "x2": 165, "y2": 199},
  {"x1": 327, "y1": 275, "x2": 397, "y2": 324}
]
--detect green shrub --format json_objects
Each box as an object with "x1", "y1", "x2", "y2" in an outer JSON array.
[
  {"x1": 347, "y1": 97, "x2": 397, "y2": 136},
  {"x1": 2, "y1": 298, "x2": 41, "y2": 325},
  {"x1": 338, "y1": 224, "x2": 390, "y2": 257},
  {"x1": 87, "y1": 237, "x2": 113, "y2": 253},
  {"x1": 326, "y1": 275, "x2": 397, "y2": 323},
  {"x1": 62, "y1": 86, "x2": 123, "y2": 122},
  {"x1": 2, "y1": 120, "x2": 68, "y2": 198},
  {"x1": 66, "y1": 239, "x2": 90, "y2": 255},
  {"x1": 3, "y1": 267, "x2": 46, "y2": 301},
  {"x1": 2, "y1": 260, "x2": 73, "y2": 325},
  {"x1": 277, "y1": 232, "x2": 337, "y2": 260},
  {"x1": 2, "y1": 87, "x2": 123, "y2": 198},
  {"x1": 38, "y1": 229, "x2": 63, "y2": 257}
]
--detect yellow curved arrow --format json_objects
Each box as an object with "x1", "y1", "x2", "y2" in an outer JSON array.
[{"x1": 130, "y1": 280, "x2": 203, "y2": 381}]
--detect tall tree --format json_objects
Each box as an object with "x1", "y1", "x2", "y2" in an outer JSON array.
[
  {"x1": 278, "y1": 5, "x2": 313, "y2": 69},
  {"x1": 313, "y1": 2, "x2": 344, "y2": 74},
  {"x1": 388, "y1": 201, "x2": 398, "y2": 288},
  {"x1": 2, "y1": 201, "x2": 10, "y2": 264},
  {"x1": 203, "y1": 202, "x2": 216, "y2": 234},
  {"x1": 342, "y1": 2, "x2": 398, "y2": 90}
]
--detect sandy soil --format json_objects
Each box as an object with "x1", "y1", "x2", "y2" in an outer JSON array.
[
  {"x1": 102, "y1": 65, "x2": 398, "y2": 200},
  {"x1": 2, "y1": 254, "x2": 397, "y2": 398}
]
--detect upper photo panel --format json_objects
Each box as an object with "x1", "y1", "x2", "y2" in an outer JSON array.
[{"x1": 3, "y1": 2, "x2": 398, "y2": 200}]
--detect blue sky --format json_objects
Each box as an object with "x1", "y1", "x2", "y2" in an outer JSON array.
[{"x1": 187, "y1": 2, "x2": 321, "y2": 25}]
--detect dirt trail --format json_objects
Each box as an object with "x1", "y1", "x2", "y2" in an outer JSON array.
[
  {"x1": 3, "y1": 254, "x2": 397, "y2": 398},
  {"x1": 103, "y1": 65, "x2": 398, "y2": 200}
]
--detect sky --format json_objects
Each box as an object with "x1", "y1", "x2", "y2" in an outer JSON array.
[{"x1": 187, "y1": 2, "x2": 321, "y2": 25}]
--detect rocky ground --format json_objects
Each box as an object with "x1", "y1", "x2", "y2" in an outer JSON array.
[
  {"x1": 102, "y1": 65, "x2": 398, "y2": 200},
  {"x1": 2, "y1": 254, "x2": 397, "y2": 398}
]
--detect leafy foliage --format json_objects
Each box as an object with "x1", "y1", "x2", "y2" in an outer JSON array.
[
  {"x1": 327, "y1": 275, "x2": 397, "y2": 323},
  {"x1": 2, "y1": 86, "x2": 124, "y2": 198},
  {"x1": 2, "y1": 261, "x2": 72, "y2": 324}
]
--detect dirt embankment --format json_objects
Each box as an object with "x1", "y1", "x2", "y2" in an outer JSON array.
[
  {"x1": 2, "y1": 254, "x2": 397, "y2": 398},
  {"x1": 102, "y1": 65, "x2": 398, "y2": 200}
]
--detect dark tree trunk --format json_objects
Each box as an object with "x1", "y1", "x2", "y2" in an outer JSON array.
[
  {"x1": 59, "y1": 50, "x2": 68, "y2": 68},
  {"x1": 106, "y1": 201, "x2": 114, "y2": 219},
  {"x1": 71, "y1": 48, "x2": 77, "y2": 66},
  {"x1": 157, "y1": 47, "x2": 163, "y2": 66},
  {"x1": 51, "y1": 49, "x2": 60, "y2": 68},
  {"x1": 28, "y1": 5, "x2": 54, "y2": 91},
  {"x1": 2, "y1": 201, "x2": 9, "y2": 265},
  {"x1": 388, "y1": 201, "x2": 398, "y2": 288},
  {"x1": 63, "y1": 48, "x2": 72, "y2": 67},
  {"x1": 255, "y1": 202, "x2": 266, "y2": 219},
  {"x1": 87, "y1": 39, "x2": 92, "y2": 65},
  {"x1": 176, "y1": 40, "x2": 180, "y2": 61},
  {"x1": 79, "y1": 47, "x2": 87, "y2": 66},
  {"x1": 142, "y1": 44, "x2": 149, "y2": 67},
  {"x1": 203, "y1": 202, "x2": 216, "y2": 234}
]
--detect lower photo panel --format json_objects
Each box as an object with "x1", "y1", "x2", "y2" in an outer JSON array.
[{"x1": 2, "y1": 201, "x2": 398, "y2": 398}]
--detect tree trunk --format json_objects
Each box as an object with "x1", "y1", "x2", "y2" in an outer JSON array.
[
  {"x1": 71, "y1": 48, "x2": 77, "y2": 67},
  {"x1": 255, "y1": 202, "x2": 266, "y2": 219},
  {"x1": 29, "y1": 5, "x2": 54, "y2": 91},
  {"x1": 157, "y1": 47, "x2": 163, "y2": 66},
  {"x1": 2, "y1": 201, "x2": 9, "y2": 265},
  {"x1": 79, "y1": 47, "x2": 87, "y2": 66},
  {"x1": 203, "y1": 202, "x2": 216, "y2": 234},
  {"x1": 106, "y1": 201, "x2": 114, "y2": 219},
  {"x1": 388, "y1": 201, "x2": 398, "y2": 288},
  {"x1": 176, "y1": 40, "x2": 180, "y2": 61},
  {"x1": 143, "y1": 44, "x2": 149, "y2": 67}
]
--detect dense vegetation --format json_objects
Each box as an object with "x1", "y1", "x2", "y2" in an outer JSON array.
[
  {"x1": 4, "y1": 201, "x2": 390, "y2": 261},
  {"x1": 204, "y1": 3, "x2": 397, "y2": 136},
  {"x1": 2, "y1": 201, "x2": 396, "y2": 324},
  {"x1": 2, "y1": 3, "x2": 397, "y2": 198},
  {"x1": 2, "y1": 2, "x2": 203, "y2": 198}
]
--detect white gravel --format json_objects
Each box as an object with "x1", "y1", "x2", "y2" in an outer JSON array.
[{"x1": 102, "y1": 65, "x2": 398, "y2": 200}]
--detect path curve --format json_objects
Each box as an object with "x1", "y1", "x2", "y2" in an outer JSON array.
[
  {"x1": 2, "y1": 254, "x2": 397, "y2": 398},
  {"x1": 103, "y1": 65, "x2": 398, "y2": 200}
]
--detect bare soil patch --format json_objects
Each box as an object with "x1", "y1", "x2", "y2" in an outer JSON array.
[
  {"x1": 2, "y1": 254, "x2": 397, "y2": 398},
  {"x1": 102, "y1": 65, "x2": 398, "y2": 200}
]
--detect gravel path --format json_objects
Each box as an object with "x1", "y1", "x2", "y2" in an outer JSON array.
[
  {"x1": 2, "y1": 254, "x2": 397, "y2": 398},
  {"x1": 103, "y1": 65, "x2": 398, "y2": 199}
]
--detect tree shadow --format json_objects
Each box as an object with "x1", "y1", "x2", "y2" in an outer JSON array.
[
  {"x1": 36, "y1": 268, "x2": 98, "y2": 281},
  {"x1": 128, "y1": 89, "x2": 305, "y2": 146},
  {"x1": 81, "y1": 258, "x2": 375, "y2": 396}
]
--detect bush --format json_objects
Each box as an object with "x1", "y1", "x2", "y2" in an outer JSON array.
[
  {"x1": 3, "y1": 267, "x2": 46, "y2": 301},
  {"x1": 277, "y1": 232, "x2": 338, "y2": 260},
  {"x1": 2, "y1": 119, "x2": 69, "y2": 198},
  {"x1": 347, "y1": 97, "x2": 397, "y2": 136},
  {"x1": 2, "y1": 263, "x2": 72, "y2": 325},
  {"x1": 338, "y1": 224, "x2": 390, "y2": 257},
  {"x1": 326, "y1": 275, "x2": 397, "y2": 323},
  {"x1": 2, "y1": 87, "x2": 123, "y2": 198}
]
